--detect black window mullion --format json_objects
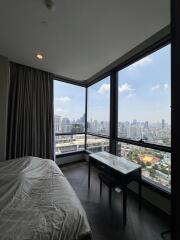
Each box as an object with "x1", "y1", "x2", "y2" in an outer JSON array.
[
  {"x1": 85, "y1": 87, "x2": 88, "y2": 150},
  {"x1": 109, "y1": 71, "x2": 118, "y2": 154},
  {"x1": 116, "y1": 137, "x2": 171, "y2": 153},
  {"x1": 55, "y1": 132, "x2": 85, "y2": 136},
  {"x1": 86, "y1": 132, "x2": 110, "y2": 140}
]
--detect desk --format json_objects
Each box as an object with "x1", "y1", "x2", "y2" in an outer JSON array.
[{"x1": 88, "y1": 151, "x2": 142, "y2": 225}]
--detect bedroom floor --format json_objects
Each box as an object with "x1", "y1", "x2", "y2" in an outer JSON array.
[{"x1": 61, "y1": 162, "x2": 171, "y2": 240}]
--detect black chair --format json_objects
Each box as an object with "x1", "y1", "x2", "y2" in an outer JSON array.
[{"x1": 98, "y1": 172, "x2": 121, "y2": 208}]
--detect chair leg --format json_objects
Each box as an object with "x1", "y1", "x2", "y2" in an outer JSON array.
[
  {"x1": 100, "y1": 179, "x2": 102, "y2": 197},
  {"x1": 109, "y1": 187, "x2": 112, "y2": 208}
]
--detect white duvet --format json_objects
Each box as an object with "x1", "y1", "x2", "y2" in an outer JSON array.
[{"x1": 0, "y1": 156, "x2": 91, "y2": 240}]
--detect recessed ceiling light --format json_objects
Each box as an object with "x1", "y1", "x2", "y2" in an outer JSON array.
[
  {"x1": 41, "y1": 21, "x2": 48, "y2": 27},
  {"x1": 36, "y1": 53, "x2": 44, "y2": 60}
]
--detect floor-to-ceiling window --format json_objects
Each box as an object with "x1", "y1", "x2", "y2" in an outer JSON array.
[
  {"x1": 54, "y1": 80, "x2": 85, "y2": 154},
  {"x1": 87, "y1": 76, "x2": 110, "y2": 153},
  {"x1": 54, "y1": 43, "x2": 171, "y2": 193},
  {"x1": 117, "y1": 44, "x2": 171, "y2": 191}
]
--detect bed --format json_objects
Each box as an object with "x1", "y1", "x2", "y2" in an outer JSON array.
[{"x1": 0, "y1": 156, "x2": 92, "y2": 240}]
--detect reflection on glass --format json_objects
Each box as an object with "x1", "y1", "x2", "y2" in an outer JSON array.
[
  {"x1": 87, "y1": 135, "x2": 109, "y2": 153},
  {"x1": 55, "y1": 134, "x2": 85, "y2": 154},
  {"x1": 117, "y1": 142, "x2": 171, "y2": 190}
]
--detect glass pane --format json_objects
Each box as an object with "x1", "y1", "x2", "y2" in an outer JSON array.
[
  {"x1": 117, "y1": 142, "x2": 171, "y2": 190},
  {"x1": 118, "y1": 45, "x2": 171, "y2": 147},
  {"x1": 55, "y1": 134, "x2": 85, "y2": 154},
  {"x1": 54, "y1": 80, "x2": 85, "y2": 133},
  {"x1": 87, "y1": 135, "x2": 109, "y2": 153},
  {"x1": 87, "y1": 76, "x2": 110, "y2": 135}
]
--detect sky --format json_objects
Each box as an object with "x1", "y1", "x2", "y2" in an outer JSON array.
[
  {"x1": 54, "y1": 44, "x2": 171, "y2": 124},
  {"x1": 54, "y1": 81, "x2": 85, "y2": 120},
  {"x1": 87, "y1": 76, "x2": 110, "y2": 122},
  {"x1": 118, "y1": 44, "x2": 171, "y2": 124}
]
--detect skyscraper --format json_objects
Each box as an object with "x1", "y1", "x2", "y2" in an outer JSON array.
[
  {"x1": 162, "y1": 119, "x2": 165, "y2": 129},
  {"x1": 54, "y1": 115, "x2": 61, "y2": 133},
  {"x1": 144, "y1": 121, "x2": 149, "y2": 129}
]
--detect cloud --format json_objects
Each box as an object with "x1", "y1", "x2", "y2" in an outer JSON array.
[
  {"x1": 127, "y1": 93, "x2": 136, "y2": 98},
  {"x1": 55, "y1": 96, "x2": 72, "y2": 102},
  {"x1": 164, "y1": 84, "x2": 169, "y2": 89},
  {"x1": 151, "y1": 83, "x2": 169, "y2": 91},
  {"x1": 55, "y1": 108, "x2": 67, "y2": 113},
  {"x1": 118, "y1": 83, "x2": 134, "y2": 93},
  {"x1": 54, "y1": 108, "x2": 68, "y2": 116},
  {"x1": 151, "y1": 84, "x2": 160, "y2": 91},
  {"x1": 129, "y1": 56, "x2": 152, "y2": 70},
  {"x1": 98, "y1": 83, "x2": 110, "y2": 94}
]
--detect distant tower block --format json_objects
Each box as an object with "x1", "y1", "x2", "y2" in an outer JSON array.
[
  {"x1": 144, "y1": 121, "x2": 149, "y2": 129},
  {"x1": 162, "y1": 119, "x2": 165, "y2": 129}
]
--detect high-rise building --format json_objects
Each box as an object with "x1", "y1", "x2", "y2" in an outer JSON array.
[
  {"x1": 54, "y1": 115, "x2": 61, "y2": 133},
  {"x1": 132, "y1": 119, "x2": 137, "y2": 125},
  {"x1": 162, "y1": 119, "x2": 165, "y2": 129},
  {"x1": 144, "y1": 121, "x2": 149, "y2": 129}
]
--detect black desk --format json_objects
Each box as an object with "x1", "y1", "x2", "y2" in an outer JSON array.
[{"x1": 88, "y1": 151, "x2": 142, "y2": 225}]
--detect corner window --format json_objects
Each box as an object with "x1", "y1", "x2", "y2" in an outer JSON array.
[
  {"x1": 54, "y1": 80, "x2": 85, "y2": 154},
  {"x1": 118, "y1": 45, "x2": 171, "y2": 147},
  {"x1": 117, "y1": 44, "x2": 171, "y2": 191}
]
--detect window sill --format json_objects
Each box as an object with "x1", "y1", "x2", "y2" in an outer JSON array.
[{"x1": 55, "y1": 150, "x2": 86, "y2": 158}]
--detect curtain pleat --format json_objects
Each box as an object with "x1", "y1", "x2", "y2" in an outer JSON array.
[{"x1": 6, "y1": 63, "x2": 54, "y2": 160}]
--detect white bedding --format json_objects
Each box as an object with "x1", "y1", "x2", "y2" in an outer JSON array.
[{"x1": 0, "y1": 156, "x2": 91, "y2": 240}]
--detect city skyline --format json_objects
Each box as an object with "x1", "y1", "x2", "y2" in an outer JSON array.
[
  {"x1": 54, "y1": 113, "x2": 170, "y2": 127},
  {"x1": 55, "y1": 113, "x2": 171, "y2": 146}
]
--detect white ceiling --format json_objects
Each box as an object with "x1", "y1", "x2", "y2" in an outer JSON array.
[{"x1": 0, "y1": 0, "x2": 170, "y2": 82}]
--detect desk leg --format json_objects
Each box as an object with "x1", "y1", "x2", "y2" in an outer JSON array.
[
  {"x1": 88, "y1": 158, "x2": 91, "y2": 189},
  {"x1": 123, "y1": 182, "x2": 127, "y2": 226},
  {"x1": 139, "y1": 168, "x2": 142, "y2": 210}
]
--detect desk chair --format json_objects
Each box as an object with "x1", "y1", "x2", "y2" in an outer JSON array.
[{"x1": 98, "y1": 172, "x2": 121, "y2": 208}]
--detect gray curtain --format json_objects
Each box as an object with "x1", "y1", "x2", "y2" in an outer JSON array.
[{"x1": 6, "y1": 63, "x2": 54, "y2": 160}]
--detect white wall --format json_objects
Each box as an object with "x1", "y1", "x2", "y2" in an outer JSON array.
[{"x1": 0, "y1": 55, "x2": 9, "y2": 161}]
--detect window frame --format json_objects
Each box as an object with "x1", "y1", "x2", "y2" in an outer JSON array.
[
  {"x1": 85, "y1": 39, "x2": 171, "y2": 195},
  {"x1": 54, "y1": 78, "x2": 86, "y2": 155},
  {"x1": 116, "y1": 44, "x2": 171, "y2": 148},
  {"x1": 53, "y1": 37, "x2": 171, "y2": 196},
  {"x1": 115, "y1": 41, "x2": 171, "y2": 195}
]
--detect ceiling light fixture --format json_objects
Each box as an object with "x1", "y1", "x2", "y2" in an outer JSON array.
[{"x1": 36, "y1": 53, "x2": 44, "y2": 60}]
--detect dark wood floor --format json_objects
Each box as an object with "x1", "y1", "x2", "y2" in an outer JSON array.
[{"x1": 61, "y1": 162, "x2": 171, "y2": 240}]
